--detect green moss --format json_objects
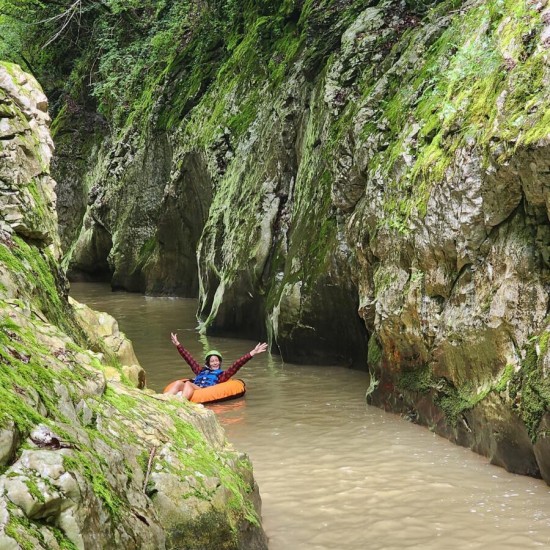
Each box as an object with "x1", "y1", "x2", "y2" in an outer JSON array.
[
  {"x1": 0, "y1": 318, "x2": 59, "y2": 431},
  {"x1": 522, "y1": 106, "x2": 550, "y2": 145},
  {"x1": 100, "y1": 385, "x2": 259, "y2": 526},
  {"x1": 539, "y1": 331, "x2": 550, "y2": 355},
  {"x1": 140, "y1": 394, "x2": 260, "y2": 526},
  {"x1": 181, "y1": 15, "x2": 274, "y2": 144},
  {"x1": 25, "y1": 180, "x2": 49, "y2": 225},
  {"x1": 0, "y1": 295, "x2": 109, "y2": 454},
  {"x1": 63, "y1": 453, "x2": 124, "y2": 520},
  {"x1": 167, "y1": 511, "x2": 239, "y2": 550},
  {"x1": 136, "y1": 449, "x2": 149, "y2": 476},
  {"x1": 398, "y1": 364, "x2": 434, "y2": 394},
  {"x1": 509, "y1": 336, "x2": 550, "y2": 442},
  {"x1": 102, "y1": 387, "x2": 153, "y2": 426},
  {"x1": 260, "y1": 165, "x2": 337, "y2": 325},
  {"x1": 267, "y1": 24, "x2": 304, "y2": 85},
  {"x1": 291, "y1": 165, "x2": 336, "y2": 276},
  {"x1": 367, "y1": 334, "x2": 382, "y2": 367},
  {"x1": 24, "y1": 476, "x2": 46, "y2": 504},
  {"x1": 435, "y1": 389, "x2": 471, "y2": 425},
  {"x1": 227, "y1": 90, "x2": 261, "y2": 137},
  {"x1": 132, "y1": 236, "x2": 157, "y2": 274},
  {"x1": 494, "y1": 363, "x2": 516, "y2": 392},
  {"x1": 4, "y1": 503, "x2": 45, "y2": 550},
  {"x1": 154, "y1": 30, "x2": 226, "y2": 132},
  {"x1": 373, "y1": 266, "x2": 398, "y2": 297},
  {"x1": 51, "y1": 527, "x2": 79, "y2": 550},
  {"x1": 340, "y1": 0, "x2": 548, "y2": 233},
  {"x1": 397, "y1": 362, "x2": 507, "y2": 426},
  {"x1": 0, "y1": 236, "x2": 85, "y2": 343}
]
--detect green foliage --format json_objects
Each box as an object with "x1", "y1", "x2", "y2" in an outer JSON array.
[
  {"x1": 0, "y1": 0, "x2": 292, "y2": 126},
  {"x1": 0, "y1": 0, "x2": 107, "y2": 96},
  {"x1": 1, "y1": 0, "x2": 367, "y2": 134}
]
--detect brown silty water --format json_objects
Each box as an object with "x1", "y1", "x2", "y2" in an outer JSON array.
[{"x1": 71, "y1": 283, "x2": 550, "y2": 550}]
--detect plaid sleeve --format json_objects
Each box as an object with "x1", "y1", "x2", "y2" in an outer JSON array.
[
  {"x1": 218, "y1": 353, "x2": 252, "y2": 383},
  {"x1": 176, "y1": 344, "x2": 202, "y2": 375}
]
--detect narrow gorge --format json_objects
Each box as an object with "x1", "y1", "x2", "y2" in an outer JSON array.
[
  {"x1": 1, "y1": 0, "x2": 550, "y2": 546},
  {"x1": 52, "y1": 0, "x2": 550, "y2": 481}
]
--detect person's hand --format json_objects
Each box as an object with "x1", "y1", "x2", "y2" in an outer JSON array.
[
  {"x1": 250, "y1": 342, "x2": 268, "y2": 356},
  {"x1": 171, "y1": 332, "x2": 180, "y2": 346}
]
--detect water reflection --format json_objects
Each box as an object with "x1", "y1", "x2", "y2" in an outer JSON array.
[
  {"x1": 70, "y1": 283, "x2": 550, "y2": 550},
  {"x1": 210, "y1": 399, "x2": 247, "y2": 424}
]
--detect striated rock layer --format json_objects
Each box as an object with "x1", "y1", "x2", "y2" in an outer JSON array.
[
  {"x1": 53, "y1": 0, "x2": 550, "y2": 483},
  {"x1": 0, "y1": 61, "x2": 266, "y2": 549}
]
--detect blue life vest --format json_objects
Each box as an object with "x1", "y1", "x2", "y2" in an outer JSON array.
[{"x1": 193, "y1": 368, "x2": 223, "y2": 388}]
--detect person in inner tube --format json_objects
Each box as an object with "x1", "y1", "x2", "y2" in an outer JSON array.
[{"x1": 165, "y1": 333, "x2": 267, "y2": 400}]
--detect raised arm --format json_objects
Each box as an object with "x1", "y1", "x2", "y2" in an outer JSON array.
[
  {"x1": 218, "y1": 342, "x2": 268, "y2": 382},
  {"x1": 250, "y1": 342, "x2": 268, "y2": 356},
  {"x1": 170, "y1": 332, "x2": 202, "y2": 375}
]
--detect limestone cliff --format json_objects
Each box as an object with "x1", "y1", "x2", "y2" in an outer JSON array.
[
  {"x1": 0, "y1": 62, "x2": 266, "y2": 550},
  {"x1": 50, "y1": 0, "x2": 550, "y2": 484}
]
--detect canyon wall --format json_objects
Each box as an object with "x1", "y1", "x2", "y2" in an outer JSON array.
[{"x1": 50, "y1": 0, "x2": 550, "y2": 483}]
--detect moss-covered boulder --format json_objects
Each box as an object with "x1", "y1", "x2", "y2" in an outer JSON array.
[{"x1": 0, "y1": 61, "x2": 267, "y2": 549}]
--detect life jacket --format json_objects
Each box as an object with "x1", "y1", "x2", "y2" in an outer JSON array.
[{"x1": 194, "y1": 368, "x2": 223, "y2": 388}]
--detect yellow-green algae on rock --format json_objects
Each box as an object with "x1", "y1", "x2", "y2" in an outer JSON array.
[{"x1": 0, "y1": 61, "x2": 266, "y2": 550}]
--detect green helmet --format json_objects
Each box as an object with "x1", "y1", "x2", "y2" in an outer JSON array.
[{"x1": 205, "y1": 350, "x2": 223, "y2": 364}]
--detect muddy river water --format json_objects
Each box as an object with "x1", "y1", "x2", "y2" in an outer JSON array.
[{"x1": 71, "y1": 283, "x2": 550, "y2": 550}]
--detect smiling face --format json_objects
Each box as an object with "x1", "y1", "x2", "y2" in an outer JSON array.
[{"x1": 207, "y1": 355, "x2": 221, "y2": 369}]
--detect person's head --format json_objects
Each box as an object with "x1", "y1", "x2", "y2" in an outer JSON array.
[{"x1": 205, "y1": 350, "x2": 222, "y2": 369}]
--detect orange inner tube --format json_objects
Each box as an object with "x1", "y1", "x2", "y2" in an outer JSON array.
[{"x1": 163, "y1": 378, "x2": 246, "y2": 404}]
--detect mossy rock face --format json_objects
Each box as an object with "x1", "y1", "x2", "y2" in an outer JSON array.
[
  {"x1": 269, "y1": 274, "x2": 369, "y2": 366},
  {"x1": 533, "y1": 414, "x2": 550, "y2": 483},
  {"x1": 0, "y1": 64, "x2": 267, "y2": 549},
  {"x1": 140, "y1": 151, "x2": 213, "y2": 296},
  {"x1": 0, "y1": 62, "x2": 59, "y2": 256},
  {"x1": 51, "y1": 106, "x2": 109, "y2": 253},
  {"x1": 66, "y1": 219, "x2": 113, "y2": 281},
  {"x1": 65, "y1": 129, "x2": 210, "y2": 296}
]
